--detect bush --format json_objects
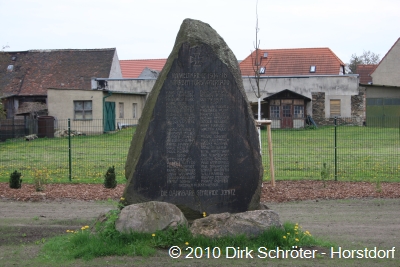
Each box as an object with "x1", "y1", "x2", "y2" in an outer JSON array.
[
  {"x1": 33, "y1": 168, "x2": 50, "y2": 192},
  {"x1": 9, "y1": 170, "x2": 22, "y2": 189},
  {"x1": 104, "y1": 166, "x2": 117, "y2": 188}
]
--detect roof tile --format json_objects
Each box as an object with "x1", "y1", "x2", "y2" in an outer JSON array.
[
  {"x1": 239, "y1": 48, "x2": 345, "y2": 76},
  {"x1": 0, "y1": 48, "x2": 116, "y2": 96},
  {"x1": 356, "y1": 64, "x2": 377, "y2": 84},
  {"x1": 120, "y1": 59, "x2": 167, "y2": 78}
]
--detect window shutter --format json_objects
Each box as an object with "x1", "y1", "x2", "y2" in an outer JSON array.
[{"x1": 330, "y1": 100, "x2": 341, "y2": 117}]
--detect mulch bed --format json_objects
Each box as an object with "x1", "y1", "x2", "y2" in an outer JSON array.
[{"x1": 1, "y1": 181, "x2": 400, "y2": 202}]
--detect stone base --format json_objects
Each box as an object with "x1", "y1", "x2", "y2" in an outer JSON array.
[{"x1": 190, "y1": 210, "x2": 282, "y2": 238}]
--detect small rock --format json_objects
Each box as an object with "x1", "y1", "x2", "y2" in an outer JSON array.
[{"x1": 25, "y1": 134, "x2": 38, "y2": 141}]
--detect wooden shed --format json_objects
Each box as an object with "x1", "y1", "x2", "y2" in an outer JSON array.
[{"x1": 263, "y1": 89, "x2": 311, "y2": 129}]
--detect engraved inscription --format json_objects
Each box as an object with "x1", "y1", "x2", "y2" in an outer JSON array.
[
  {"x1": 160, "y1": 189, "x2": 236, "y2": 197},
  {"x1": 166, "y1": 78, "x2": 195, "y2": 186},
  {"x1": 165, "y1": 68, "x2": 230, "y2": 192},
  {"x1": 200, "y1": 81, "x2": 229, "y2": 187}
]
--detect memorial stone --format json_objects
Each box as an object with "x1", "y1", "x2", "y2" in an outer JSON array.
[{"x1": 123, "y1": 19, "x2": 263, "y2": 219}]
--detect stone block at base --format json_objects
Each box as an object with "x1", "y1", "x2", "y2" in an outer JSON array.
[
  {"x1": 190, "y1": 210, "x2": 282, "y2": 238},
  {"x1": 116, "y1": 201, "x2": 188, "y2": 234}
]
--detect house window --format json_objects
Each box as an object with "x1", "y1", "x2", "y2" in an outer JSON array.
[
  {"x1": 133, "y1": 103, "x2": 137, "y2": 118},
  {"x1": 270, "y1": 105, "x2": 280, "y2": 118},
  {"x1": 283, "y1": 105, "x2": 291, "y2": 117},
  {"x1": 294, "y1": 105, "x2": 304, "y2": 118},
  {"x1": 310, "y1": 65, "x2": 316, "y2": 73},
  {"x1": 119, "y1": 102, "x2": 124, "y2": 118},
  {"x1": 74, "y1": 101, "x2": 92, "y2": 120},
  {"x1": 330, "y1": 99, "x2": 341, "y2": 117}
]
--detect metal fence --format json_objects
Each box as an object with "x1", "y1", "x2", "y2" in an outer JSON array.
[
  {"x1": 0, "y1": 117, "x2": 399, "y2": 183},
  {"x1": 261, "y1": 117, "x2": 400, "y2": 182},
  {"x1": 0, "y1": 118, "x2": 138, "y2": 183}
]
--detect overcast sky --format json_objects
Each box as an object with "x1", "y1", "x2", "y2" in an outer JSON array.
[{"x1": 1, "y1": 0, "x2": 399, "y2": 63}]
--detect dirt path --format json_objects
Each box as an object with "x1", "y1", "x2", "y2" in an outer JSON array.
[
  {"x1": 269, "y1": 198, "x2": 400, "y2": 249},
  {"x1": 0, "y1": 199, "x2": 115, "y2": 246},
  {"x1": 0, "y1": 198, "x2": 399, "y2": 266}
]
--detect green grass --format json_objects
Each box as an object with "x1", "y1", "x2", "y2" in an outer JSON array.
[
  {"x1": 262, "y1": 126, "x2": 400, "y2": 182},
  {"x1": 37, "y1": 210, "x2": 330, "y2": 264},
  {"x1": 0, "y1": 127, "x2": 135, "y2": 184},
  {"x1": 1, "y1": 125, "x2": 399, "y2": 183}
]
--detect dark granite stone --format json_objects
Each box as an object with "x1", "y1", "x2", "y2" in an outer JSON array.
[{"x1": 123, "y1": 19, "x2": 263, "y2": 219}]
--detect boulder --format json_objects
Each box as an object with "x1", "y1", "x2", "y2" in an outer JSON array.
[
  {"x1": 123, "y1": 18, "x2": 263, "y2": 220},
  {"x1": 115, "y1": 201, "x2": 187, "y2": 233},
  {"x1": 190, "y1": 210, "x2": 282, "y2": 238}
]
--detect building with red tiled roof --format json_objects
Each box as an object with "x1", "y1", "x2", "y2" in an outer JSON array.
[
  {"x1": 356, "y1": 64, "x2": 377, "y2": 84},
  {"x1": 120, "y1": 59, "x2": 167, "y2": 78},
  {"x1": 240, "y1": 47, "x2": 361, "y2": 128},
  {"x1": 0, "y1": 48, "x2": 121, "y2": 118},
  {"x1": 239, "y1": 47, "x2": 345, "y2": 77}
]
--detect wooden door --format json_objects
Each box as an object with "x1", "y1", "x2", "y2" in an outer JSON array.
[
  {"x1": 281, "y1": 105, "x2": 293, "y2": 128},
  {"x1": 104, "y1": 102, "x2": 116, "y2": 132}
]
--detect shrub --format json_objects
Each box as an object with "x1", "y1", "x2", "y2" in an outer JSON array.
[
  {"x1": 33, "y1": 168, "x2": 50, "y2": 191},
  {"x1": 9, "y1": 170, "x2": 22, "y2": 189},
  {"x1": 104, "y1": 166, "x2": 117, "y2": 188}
]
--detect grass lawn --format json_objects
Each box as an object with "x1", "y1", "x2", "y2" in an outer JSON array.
[
  {"x1": 260, "y1": 125, "x2": 399, "y2": 182},
  {"x1": 1, "y1": 125, "x2": 399, "y2": 184}
]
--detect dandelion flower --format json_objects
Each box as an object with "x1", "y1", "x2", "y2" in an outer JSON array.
[
  {"x1": 283, "y1": 236, "x2": 286, "y2": 239},
  {"x1": 120, "y1": 197, "x2": 125, "y2": 201},
  {"x1": 295, "y1": 238, "x2": 299, "y2": 242},
  {"x1": 185, "y1": 242, "x2": 189, "y2": 246},
  {"x1": 152, "y1": 233, "x2": 156, "y2": 237}
]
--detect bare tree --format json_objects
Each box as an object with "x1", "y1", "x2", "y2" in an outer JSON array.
[
  {"x1": 1, "y1": 44, "x2": 10, "y2": 52},
  {"x1": 248, "y1": 1, "x2": 270, "y2": 121},
  {"x1": 247, "y1": 0, "x2": 272, "y2": 158},
  {"x1": 347, "y1": 50, "x2": 380, "y2": 74}
]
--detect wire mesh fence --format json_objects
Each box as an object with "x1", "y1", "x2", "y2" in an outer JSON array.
[
  {"x1": 0, "y1": 118, "x2": 138, "y2": 183},
  {"x1": 261, "y1": 117, "x2": 400, "y2": 182},
  {"x1": 0, "y1": 117, "x2": 399, "y2": 183}
]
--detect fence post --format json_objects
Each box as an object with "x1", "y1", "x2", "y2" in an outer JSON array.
[
  {"x1": 334, "y1": 117, "x2": 337, "y2": 181},
  {"x1": 68, "y1": 118, "x2": 72, "y2": 182}
]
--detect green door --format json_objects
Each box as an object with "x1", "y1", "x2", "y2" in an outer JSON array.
[{"x1": 104, "y1": 102, "x2": 115, "y2": 132}]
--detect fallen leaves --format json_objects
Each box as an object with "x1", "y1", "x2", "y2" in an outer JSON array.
[{"x1": 0, "y1": 181, "x2": 399, "y2": 203}]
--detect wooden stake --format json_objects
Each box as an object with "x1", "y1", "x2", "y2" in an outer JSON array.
[
  {"x1": 256, "y1": 120, "x2": 275, "y2": 187},
  {"x1": 267, "y1": 123, "x2": 275, "y2": 187}
]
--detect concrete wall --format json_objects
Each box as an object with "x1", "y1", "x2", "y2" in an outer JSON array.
[
  {"x1": 48, "y1": 89, "x2": 104, "y2": 121},
  {"x1": 106, "y1": 79, "x2": 155, "y2": 94},
  {"x1": 106, "y1": 93, "x2": 146, "y2": 125},
  {"x1": 325, "y1": 95, "x2": 352, "y2": 118},
  {"x1": 371, "y1": 39, "x2": 400, "y2": 86},
  {"x1": 48, "y1": 88, "x2": 145, "y2": 133},
  {"x1": 365, "y1": 86, "x2": 400, "y2": 98}
]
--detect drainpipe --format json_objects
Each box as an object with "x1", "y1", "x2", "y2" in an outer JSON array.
[{"x1": 103, "y1": 91, "x2": 112, "y2": 133}]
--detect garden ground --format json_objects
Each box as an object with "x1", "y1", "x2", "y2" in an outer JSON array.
[{"x1": 0, "y1": 181, "x2": 399, "y2": 266}]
